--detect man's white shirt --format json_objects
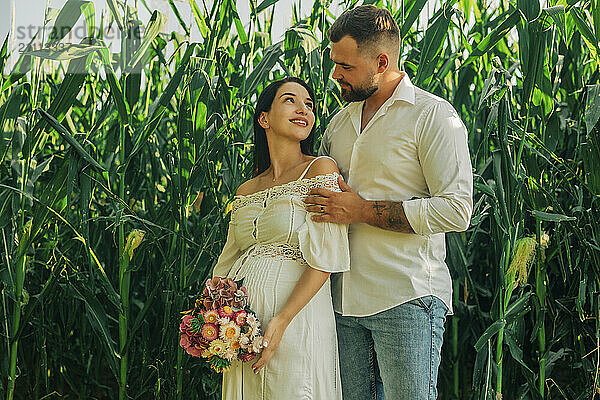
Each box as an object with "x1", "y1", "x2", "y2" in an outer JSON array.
[{"x1": 319, "y1": 73, "x2": 473, "y2": 316}]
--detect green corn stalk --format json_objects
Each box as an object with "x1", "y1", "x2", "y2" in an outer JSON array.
[
  {"x1": 1, "y1": 84, "x2": 26, "y2": 400},
  {"x1": 6, "y1": 222, "x2": 29, "y2": 400},
  {"x1": 452, "y1": 278, "x2": 460, "y2": 399},
  {"x1": 118, "y1": 127, "x2": 129, "y2": 400},
  {"x1": 535, "y1": 219, "x2": 546, "y2": 397}
]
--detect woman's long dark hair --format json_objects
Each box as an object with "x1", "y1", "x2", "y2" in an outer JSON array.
[{"x1": 253, "y1": 77, "x2": 316, "y2": 177}]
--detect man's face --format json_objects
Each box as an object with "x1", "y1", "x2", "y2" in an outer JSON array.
[{"x1": 330, "y1": 35, "x2": 379, "y2": 102}]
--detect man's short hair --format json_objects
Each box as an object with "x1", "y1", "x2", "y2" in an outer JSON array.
[{"x1": 328, "y1": 5, "x2": 400, "y2": 58}]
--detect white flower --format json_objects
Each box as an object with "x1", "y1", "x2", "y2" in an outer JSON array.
[
  {"x1": 246, "y1": 314, "x2": 259, "y2": 327},
  {"x1": 239, "y1": 335, "x2": 251, "y2": 350},
  {"x1": 218, "y1": 317, "x2": 231, "y2": 325},
  {"x1": 249, "y1": 323, "x2": 261, "y2": 337},
  {"x1": 251, "y1": 336, "x2": 264, "y2": 353},
  {"x1": 219, "y1": 321, "x2": 241, "y2": 341},
  {"x1": 209, "y1": 339, "x2": 227, "y2": 357},
  {"x1": 224, "y1": 348, "x2": 238, "y2": 361}
]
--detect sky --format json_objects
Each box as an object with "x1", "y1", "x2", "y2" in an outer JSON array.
[
  {"x1": 0, "y1": 0, "x2": 336, "y2": 66},
  {"x1": 0, "y1": 0, "x2": 442, "y2": 71}
]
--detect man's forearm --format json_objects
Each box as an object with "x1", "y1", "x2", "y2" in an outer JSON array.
[{"x1": 360, "y1": 200, "x2": 415, "y2": 234}]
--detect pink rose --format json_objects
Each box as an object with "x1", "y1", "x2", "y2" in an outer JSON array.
[
  {"x1": 206, "y1": 277, "x2": 225, "y2": 292},
  {"x1": 180, "y1": 333, "x2": 191, "y2": 349},
  {"x1": 223, "y1": 278, "x2": 238, "y2": 292},
  {"x1": 203, "y1": 277, "x2": 243, "y2": 308},
  {"x1": 180, "y1": 315, "x2": 195, "y2": 333},
  {"x1": 232, "y1": 288, "x2": 248, "y2": 309},
  {"x1": 186, "y1": 344, "x2": 204, "y2": 357}
]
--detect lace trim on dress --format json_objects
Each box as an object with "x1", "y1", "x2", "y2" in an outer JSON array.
[
  {"x1": 249, "y1": 243, "x2": 305, "y2": 262},
  {"x1": 231, "y1": 172, "x2": 341, "y2": 215}
]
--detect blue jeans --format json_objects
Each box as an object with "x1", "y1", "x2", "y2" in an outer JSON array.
[{"x1": 335, "y1": 295, "x2": 448, "y2": 400}]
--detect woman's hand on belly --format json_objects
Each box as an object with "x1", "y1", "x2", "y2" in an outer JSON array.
[
  {"x1": 252, "y1": 314, "x2": 290, "y2": 374},
  {"x1": 251, "y1": 266, "x2": 331, "y2": 374}
]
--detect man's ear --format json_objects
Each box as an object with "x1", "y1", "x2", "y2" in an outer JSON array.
[
  {"x1": 258, "y1": 112, "x2": 270, "y2": 129},
  {"x1": 377, "y1": 53, "x2": 389, "y2": 73}
]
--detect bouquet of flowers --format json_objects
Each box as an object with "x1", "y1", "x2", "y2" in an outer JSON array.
[{"x1": 179, "y1": 277, "x2": 263, "y2": 372}]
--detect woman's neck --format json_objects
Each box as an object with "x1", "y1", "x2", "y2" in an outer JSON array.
[{"x1": 265, "y1": 138, "x2": 308, "y2": 182}]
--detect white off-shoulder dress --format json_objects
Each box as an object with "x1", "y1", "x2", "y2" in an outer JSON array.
[{"x1": 212, "y1": 162, "x2": 349, "y2": 400}]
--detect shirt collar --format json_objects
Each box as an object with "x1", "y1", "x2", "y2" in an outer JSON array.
[
  {"x1": 349, "y1": 72, "x2": 415, "y2": 112},
  {"x1": 389, "y1": 72, "x2": 415, "y2": 105},
  {"x1": 347, "y1": 72, "x2": 415, "y2": 135}
]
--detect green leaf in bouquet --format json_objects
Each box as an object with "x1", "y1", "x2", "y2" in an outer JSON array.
[
  {"x1": 189, "y1": 316, "x2": 204, "y2": 334},
  {"x1": 209, "y1": 356, "x2": 230, "y2": 373}
]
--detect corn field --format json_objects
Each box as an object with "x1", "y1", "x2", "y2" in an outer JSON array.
[{"x1": 0, "y1": 0, "x2": 599, "y2": 398}]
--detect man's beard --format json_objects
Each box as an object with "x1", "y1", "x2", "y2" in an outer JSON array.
[{"x1": 339, "y1": 75, "x2": 378, "y2": 102}]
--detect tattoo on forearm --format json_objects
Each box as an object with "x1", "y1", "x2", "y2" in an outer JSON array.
[
  {"x1": 373, "y1": 202, "x2": 387, "y2": 216},
  {"x1": 371, "y1": 201, "x2": 414, "y2": 233}
]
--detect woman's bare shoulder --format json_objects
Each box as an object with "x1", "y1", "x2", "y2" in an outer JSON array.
[
  {"x1": 235, "y1": 177, "x2": 260, "y2": 196},
  {"x1": 302, "y1": 156, "x2": 340, "y2": 180}
]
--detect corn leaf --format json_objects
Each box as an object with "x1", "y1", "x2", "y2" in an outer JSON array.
[
  {"x1": 239, "y1": 41, "x2": 284, "y2": 98},
  {"x1": 124, "y1": 11, "x2": 167, "y2": 74},
  {"x1": 98, "y1": 47, "x2": 131, "y2": 124},
  {"x1": 25, "y1": 43, "x2": 104, "y2": 61},
  {"x1": 36, "y1": 108, "x2": 105, "y2": 171},
  {"x1": 0, "y1": 84, "x2": 26, "y2": 163},
  {"x1": 531, "y1": 210, "x2": 577, "y2": 222},
  {"x1": 0, "y1": 33, "x2": 9, "y2": 75},
  {"x1": 474, "y1": 319, "x2": 506, "y2": 352},
  {"x1": 255, "y1": 0, "x2": 282, "y2": 15},
  {"x1": 167, "y1": 0, "x2": 190, "y2": 36},
  {"x1": 585, "y1": 84, "x2": 600, "y2": 134},
  {"x1": 47, "y1": 0, "x2": 95, "y2": 45},
  {"x1": 188, "y1": 0, "x2": 209, "y2": 38},
  {"x1": 464, "y1": 9, "x2": 521, "y2": 66},
  {"x1": 415, "y1": 2, "x2": 458, "y2": 87},
  {"x1": 105, "y1": 0, "x2": 125, "y2": 32},
  {"x1": 127, "y1": 43, "x2": 197, "y2": 163},
  {"x1": 1, "y1": 33, "x2": 36, "y2": 92},
  {"x1": 70, "y1": 281, "x2": 119, "y2": 381},
  {"x1": 545, "y1": 5, "x2": 567, "y2": 44},
  {"x1": 397, "y1": 0, "x2": 430, "y2": 39},
  {"x1": 571, "y1": 7, "x2": 600, "y2": 57}
]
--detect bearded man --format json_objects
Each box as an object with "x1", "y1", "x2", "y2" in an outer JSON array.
[{"x1": 303, "y1": 6, "x2": 473, "y2": 399}]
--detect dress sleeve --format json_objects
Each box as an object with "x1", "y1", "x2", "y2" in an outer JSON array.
[
  {"x1": 297, "y1": 173, "x2": 350, "y2": 273},
  {"x1": 212, "y1": 220, "x2": 242, "y2": 278}
]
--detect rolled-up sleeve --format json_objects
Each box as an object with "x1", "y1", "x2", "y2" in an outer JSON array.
[{"x1": 403, "y1": 101, "x2": 473, "y2": 235}]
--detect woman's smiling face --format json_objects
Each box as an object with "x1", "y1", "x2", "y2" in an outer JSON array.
[{"x1": 259, "y1": 82, "x2": 315, "y2": 142}]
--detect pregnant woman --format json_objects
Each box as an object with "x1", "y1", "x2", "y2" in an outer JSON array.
[{"x1": 211, "y1": 77, "x2": 349, "y2": 399}]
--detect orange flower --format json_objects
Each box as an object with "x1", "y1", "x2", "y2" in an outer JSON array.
[
  {"x1": 225, "y1": 327, "x2": 237, "y2": 338},
  {"x1": 203, "y1": 310, "x2": 219, "y2": 324},
  {"x1": 220, "y1": 321, "x2": 241, "y2": 341},
  {"x1": 219, "y1": 306, "x2": 234, "y2": 318}
]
